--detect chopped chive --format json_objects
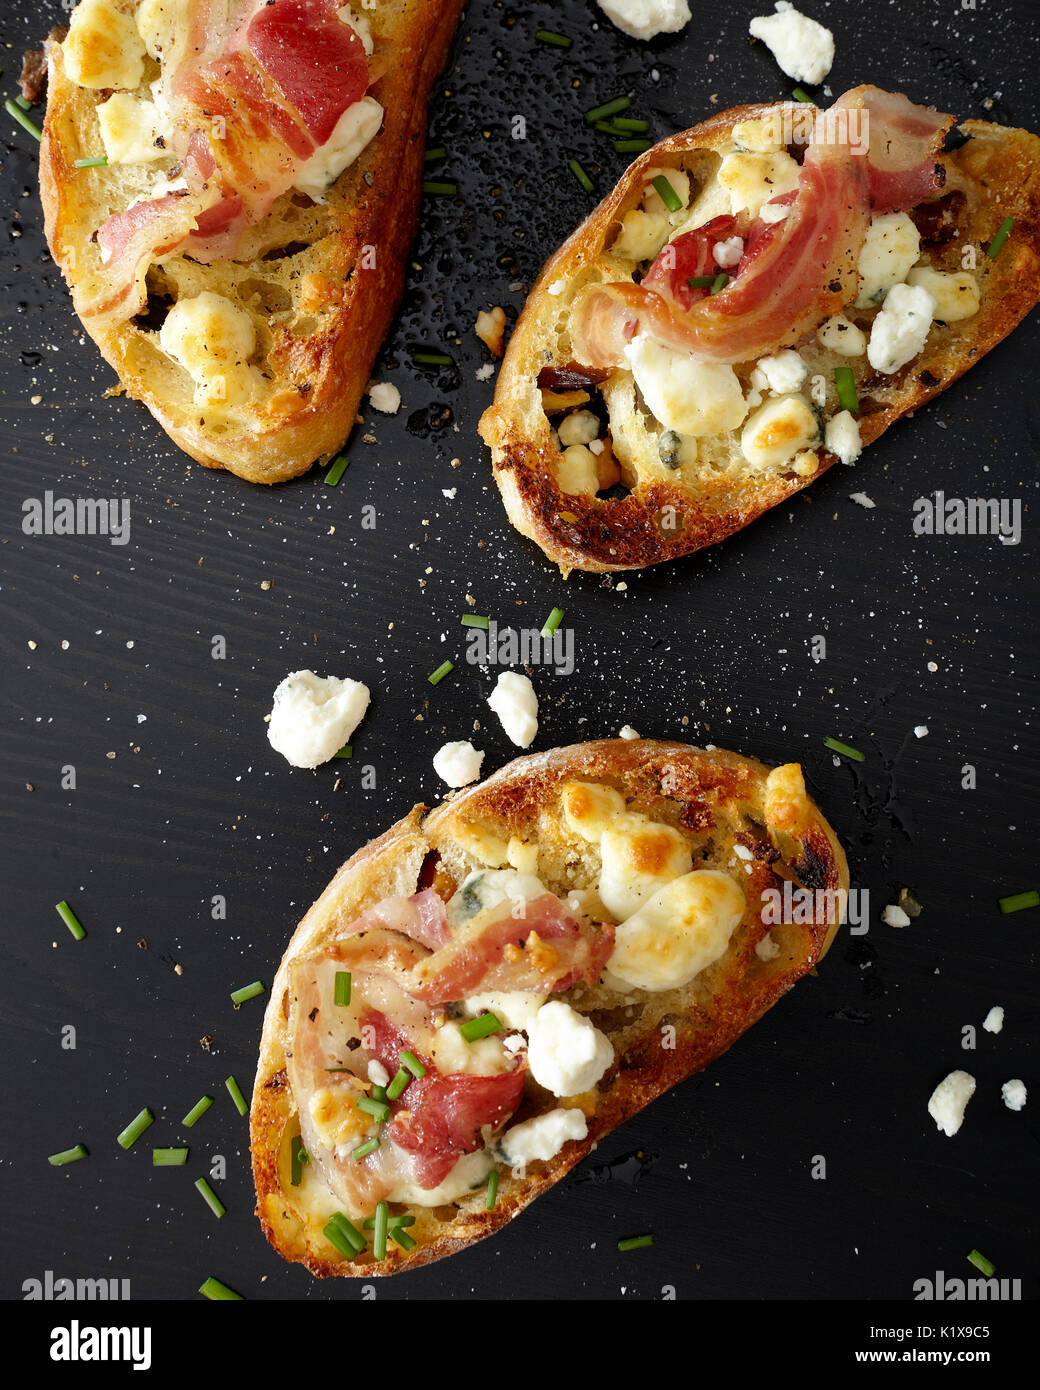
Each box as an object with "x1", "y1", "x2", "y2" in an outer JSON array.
[
  {"x1": 195, "y1": 1176, "x2": 225, "y2": 1217},
  {"x1": 618, "y1": 1233, "x2": 655, "y2": 1251},
  {"x1": 585, "y1": 97, "x2": 630, "y2": 124},
  {"x1": 461, "y1": 613, "x2": 490, "y2": 629},
  {"x1": 330, "y1": 1211, "x2": 365, "y2": 1251},
  {"x1": 594, "y1": 120, "x2": 628, "y2": 135},
  {"x1": 290, "y1": 1134, "x2": 308, "y2": 1185},
  {"x1": 710, "y1": 272, "x2": 729, "y2": 295},
  {"x1": 613, "y1": 117, "x2": 649, "y2": 133},
  {"x1": 358, "y1": 1095, "x2": 391, "y2": 1123},
  {"x1": 986, "y1": 215, "x2": 1013, "y2": 260},
  {"x1": 153, "y1": 1147, "x2": 189, "y2": 1166},
  {"x1": 74, "y1": 155, "x2": 108, "y2": 169},
  {"x1": 14, "y1": 95, "x2": 31, "y2": 111},
  {"x1": 823, "y1": 736, "x2": 865, "y2": 762},
  {"x1": 6, "y1": 99, "x2": 42, "y2": 141},
  {"x1": 541, "y1": 605, "x2": 565, "y2": 637},
  {"x1": 536, "y1": 29, "x2": 572, "y2": 47},
  {"x1": 373, "y1": 1201, "x2": 389, "y2": 1260},
  {"x1": 791, "y1": 87, "x2": 815, "y2": 104},
  {"x1": 687, "y1": 275, "x2": 715, "y2": 289},
  {"x1": 230, "y1": 980, "x2": 264, "y2": 1005},
  {"x1": 386, "y1": 1067, "x2": 410, "y2": 1101},
  {"x1": 324, "y1": 1216, "x2": 362, "y2": 1258},
  {"x1": 371, "y1": 1085, "x2": 387, "y2": 1103},
  {"x1": 55, "y1": 900, "x2": 86, "y2": 941},
  {"x1": 967, "y1": 1248, "x2": 995, "y2": 1276},
  {"x1": 428, "y1": 659, "x2": 454, "y2": 686},
  {"x1": 334, "y1": 970, "x2": 351, "y2": 1007},
  {"x1": 352, "y1": 1136, "x2": 381, "y2": 1160},
  {"x1": 424, "y1": 146, "x2": 446, "y2": 162},
  {"x1": 412, "y1": 349, "x2": 454, "y2": 365},
  {"x1": 48, "y1": 1144, "x2": 88, "y2": 1167},
  {"x1": 391, "y1": 1226, "x2": 417, "y2": 1250},
  {"x1": 199, "y1": 1276, "x2": 242, "y2": 1300},
  {"x1": 400, "y1": 1049, "x2": 427, "y2": 1079},
  {"x1": 333, "y1": 744, "x2": 353, "y2": 759},
  {"x1": 422, "y1": 180, "x2": 457, "y2": 196},
  {"x1": 615, "y1": 138, "x2": 653, "y2": 154},
  {"x1": 117, "y1": 1107, "x2": 154, "y2": 1150},
  {"x1": 835, "y1": 366, "x2": 859, "y2": 414},
  {"x1": 568, "y1": 159, "x2": 594, "y2": 194},
  {"x1": 324, "y1": 455, "x2": 349, "y2": 487},
  {"x1": 364, "y1": 1212, "x2": 415, "y2": 1229},
  {"x1": 183, "y1": 1095, "x2": 213, "y2": 1128},
  {"x1": 486, "y1": 1168, "x2": 499, "y2": 1210},
  {"x1": 460, "y1": 1012, "x2": 501, "y2": 1042},
  {"x1": 225, "y1": 1075, "x2": 248, "y2": 1116},
  {"x1": 998, "y1": 889, "x2": 1038, "y2": 914}
]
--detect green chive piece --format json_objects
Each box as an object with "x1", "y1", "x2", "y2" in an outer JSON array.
[
  {"x1": 986, "y1": 215, "x2": 1014, "y2": 260},
  {"x1": 614, "y1": 138, "x2": 652, "y2": 154},
  {"x1": 835, "y1": 366, "x2": 859, "y2": 414},
  {"x1": 74, "y1": 155, "x2": 108, "y2": 169},
  {"x1": 710, "y1": 272, "x2": 729, "y2": 295},
  {"x1": 373, "y1": 1201, "x2": 389, "y2": 1260},
  {"x1": 15, "y1": 95, "x2": 31, "y2": 111},
  {"x1": 998, "y1": 889, "x2": 1038, "y2": 914},
  {"x1": 371, "y1": 1085, "x2": 387, "y2": 1103},
  {"x1": 48, "y1": 1144, "x2": 88, "y2": 1167},
  {"x1": 199, "y1": 1276, "x2": 242, "y2": 1300},
  {"x1": 536, "y1": 29, "x2": 572, "y2": 47},
  {"x1": 424, "y1": 146, "x2": 446, "y2": 162},
  {"x1": 400, "y1": 1049, "x2": 427, "y2": 1079},
  {"x1": 357, "y1": 1095, "x2": 391, "y2": 1123},
  {"x1": 391, "y1": 1227, "x2": 417, "y2": 1250},
  {"x1": 687, "y1": 275, "x2": 715, "y2": 290},
  {"x1": 55, "y1": 900, "x2": 86, "y2": 941},
  {"x1": 290, "y1": 1134, "x2": 308, "y2": 1186},
  {"x1": 225, "y1": 1075, "x2": 248, "y2": 1116},
  {"x1": 195, "y1": 1176, "x2": 225, "y2": 1218},
  {"x1": 613, "y1": 117, "x2": 649, "y2": 133},
  {"x1": 462, "y1": 613, "x2": 491, "y2": 629},
  {"x1": 330, "y1": 1211, "x2": 365, "y2": 1251},
  {"x1": 568, "y1": 159, "x2": 594, "y2": 194},
  {"x1": 618, "y1": 1233, "x2": 655, "y2": 1251},
  {"x1": 117, "y1": 1107, "x2": 154, "y2": 1150},
  {"x1": 6, "y1": 99, "x2": 42, "y2": 141},
  {"x1": 967, "y1": 1248, "x2": 995, "y2": 1276},
  {"x1": 230, "y1": 980, "x2": 264, "y2": 1006},
  {"x1": 792, "y1": 87, "x2": 815, "y2": 104},
  {"x1": 334, "y1": 971, "x2": 352, "y2": 1006},
  {"x1": 333, "y1": 744, "x2": 353, "y2": 759},
  {"x1": 541, "y1": 605, "x2": 565, "y2": 637},
  {"x1": 412, "y1": 350, "x2": 453, "y2": 365},
  {"x1": 323, "y1": 1218, "x2": 361, "y2": 1258},
  {"x1": 153, "y1": 1147, "x2": 189, "y2": 1166},
  {"x1": 585, "y1": 97, "x2": 630, "y2": 124},
  {"x1": 324, "y1": 455, "x2": 349, "y2": 487},
  {"x1": 352, "y1": 1137, "x2": 381, "y2": 1161},
  {"x1": 428, "y1": 659, "x2": 454, "y2": 686},
  {"x1": 386, "y1": 1067, "x2": 410, "y2": 1101},
  {"x1": 486, "y1": 1169, "x2": 499, "y2": 1210},
  {"x1": 364, "y1": 1212, "x2": 415, "y2": 1230},
  {"x1": 823, "y1": 736, "x2": 865, "y2": 762},
  {"x1": 460, "y1": 1012, "x2": 501, "y2": 1042},
  {"x1": 650, "y1": 175, "x2": 681, "y2": 212},
  {"x1": 422, "y1": 180, "x2": 457, "y2": 196},
  {"x1": 594, "y1": 120, "x2": 628, "y2": 135},
  {"x1": 182, "y1": 1096, "x2": 213, "y2": 1128}
]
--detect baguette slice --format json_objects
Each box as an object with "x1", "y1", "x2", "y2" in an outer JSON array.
[
  {"x1": 39, "y1": 0, "x2": 463, "y2": 484},
  {"x1": 480, "y1": 98, "x2": 1040, "y2": 572},
  {"x1": 251, "y1": 738, "x2": 848, "y2": 1276}
]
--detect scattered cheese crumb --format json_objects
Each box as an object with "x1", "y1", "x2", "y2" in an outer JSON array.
[
  {"x1": 882, "y1": 904, "x2": 911, "y2": 928},
  {"x1": 749, "y1": 2, "x2": 834, "y2": 84},
  {"x1": 1001, "y1": 1079, "x2": 1027, "y2": 1112},
  {"x1": 432, "y1": 740, "x2": 484, "y2": 788},
  {"x1": 927, "y1": 1069, "x2": 975, "y2": 1137},
  {"x1": 983, "y1": 1006, "x2": 1004, "y2": 1034},
  {"x1": 618, "y1": 725, "x2": 640, "y2": 740},
  {"x1": 849, "y1": 493, "x2": 875, "y2": 508},
  {"x1": 367, "y1": 382, "x2": 401, "y2": 414},
  {"x1": 913, "y1": 724, "x2": 929, "y2": 738}
]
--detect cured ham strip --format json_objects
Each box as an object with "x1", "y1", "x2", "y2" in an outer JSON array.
[
  {"x1": 641, "y1": 214, "x2": 742, "y2": 312},
  {"x1": 859, "y1": 87, "x2": 954, "y2": 214},
  {"x1": 333, "y1": 889, "x2": 451, "y2": 952}
]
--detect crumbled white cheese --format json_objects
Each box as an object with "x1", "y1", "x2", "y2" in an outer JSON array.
[
  {"x1": 367, "y1": 1060, "x2": 390, "y2": 1088},
  {"x1": 526, "y1": 1002, "x2": 614, "y2": 1097},
  {"x1": 905, "y1": 266, "x2": 980, "y2": 323},
  {"x1": 294, "y1": 96, "x2": 383, "y2": 201},
  {"x1": 487, "y1": 672, "x2": 538, "y2": 748},
  {"x1": 867, "y1": 283, "x2": 936, "y2": 375},
  {"x1": 825, "y1": 410, "x2": 862, "y2": 466},
  {"x1": 267, "y1": 670, "x2": 370, "y2": 769},
  {"x1": 856, "y1": 212, "x2": 921, "y2": 307},
  {"x1": 367, "y1": 381, "x2": 401, "y2": 414},
  {"x1": 849, "y1": 492, "x2": 875, "y2": 508},
  {"x1": 983, "y1": 1006, "x2": 1004, "y2": 1034},
  {"x1": 927, "y1": 1069, "x2": 976, "y2": 1137},
  {"x1": 914, "y1": 724, "x2": 929, "y2": 739},
  {"x1": 432, "y1": 740, "x2": 484, "y2": 788},
  {"x1": 597, "y1": 0, "x2": 692, "y2": 42},
  {"x1": 740, "y1": 394, "x2": 818, "y2": 470},
  {"x1": 500, "y1": 1107, "x2": 588, "y2": 1165},
  {"x1": 712, "y1": 236, "x2": 744, "y2": 268},
  {"x1": 748, "y1": 2, "x2": 834, "y2": 85},
  {"x1": 1001, "y1": 1079, "x2": 1027, "y2": 1112},
  {"x1": 756, "y1": 350, "x2": 808, "y2": 394},
  {"x1": 882, "y1": 904, "x2": 911, "y2": 928},
  {"x1": 618, "y1": 725, "x2": 640, "y2": 740},
  {"x1": 626, "y1": 332, "x2": 747, "y2": 438},
  {"x1": 558, "y1": 410, "x2": 600, "y2": 447},
  {"x1": 817, "y1": 313, "x2": 867, "y2": 357}
]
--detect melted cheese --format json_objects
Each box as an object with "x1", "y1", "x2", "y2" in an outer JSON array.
[
  {"x1": 598, "y1": 813, "x2": 693, "y2": 920},
  {"x1": 430, "y1": 1022, "x2": 510, "y2": 1076},
  {"x1": 387, "y1": 1149, "x2": 496, "y2": 1206},
  {"x1": 560, "y1": 781, "x2": 626, "y2": 841},
  {"x1": 717, "y1": 150, "x2": 800, "y2": 219},
  {"x1": 64, "y1": 0, "x2": 147, "y2": 91},
  {"x1": 97, "y1": 93, "x2": 166, "y2": 164},
  {"x1": 308, "y1": 1082, "x2": 374, "y2": 1153},
  {"x1": 159, "y1": 293, "x2": 262, "y2": 409},
  {"x1": 607, "y1": 869, "x2": 746, "y2": 991},
  {"x1": 611, "y1": 209, "x2": 671, "y2": 262},
  {"x1": 295, "y1": 96, "x2": 384, "y2": 201},
  {"x1": 740, "y1": 393, "x2": 819, "y2": 470},
  {"x1": 855, "y1": 212, "x2": 921, "y2": 307},
  {"x1": 625, "y1": 332, "x2": 748, "y2": 438},
  {"x1": 905, "y1": 266, "x2": 980, "y2": 323},
  {"x1": 136, "y1": 0, "x2": 177, "y2": 61}
]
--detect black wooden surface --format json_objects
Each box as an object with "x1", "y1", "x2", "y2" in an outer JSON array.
[{"x1": 1, "y1": 0, "x2": 1037, "y2": 1302}]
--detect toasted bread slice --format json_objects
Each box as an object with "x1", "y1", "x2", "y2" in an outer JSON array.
[
  {"x1": 479, "y1": 101, "x2": 1040, "y2": 572},
  {"x1": 251, "y1": 738, "x2": 848, "y2": 1276},
  {"x1": 39, "y1": 0, "x2": 463, "y2": 484}
]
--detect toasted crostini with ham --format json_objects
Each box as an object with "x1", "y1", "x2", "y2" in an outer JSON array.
[
  {"x1": 251, "y1": 739, "x2": 848, "y2": 1275},
  {"x1": 38, "y1": 0, "x2": 463, "y2": 482},
  {"x1": 479, "y1": 87, "x2": 1040, "y2": 572}
]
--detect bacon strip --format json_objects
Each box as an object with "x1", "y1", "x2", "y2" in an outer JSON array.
[{"x1": 859, "y1": 87, "x2": 954, "y2": 214}]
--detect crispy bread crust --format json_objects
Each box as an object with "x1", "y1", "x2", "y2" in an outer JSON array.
[
  {"x1": 251, "y1": 739, "x2": 849, "y2": 1276},
  {"x1": 39, "y1": 1, "x2": 464, "y2": 484},
  {"x1": 479, "y1": 104, "x2": 1040, "y2": 572}
]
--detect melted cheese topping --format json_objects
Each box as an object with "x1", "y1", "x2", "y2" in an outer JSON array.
[
  {"x1": 560, "y1": 781, "x2": 626, "y2": 840},
  {"x1": 64, "y1": 0, "x2": 148, "y2": 91},
  {"x1": 598, "y1": 814, "x2": 693, "y2": 920},
  {"x1": 740, "y1": 393, "x2": 819, "y2": 470},
  {"x1": 159, "y1": 292, "x2": 263, "y2": 409},
  {"x1": 717, "y1": 150, "x2": 800, "y2": 219},
  {"x1": 97, "y1": 93, "x2": 167, "y2": 164},
  {"x1": 607, "y1": 869, "x2": 746, "y2": 990}
]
